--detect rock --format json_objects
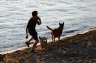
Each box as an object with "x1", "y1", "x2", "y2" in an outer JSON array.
[{"x1": 0, "y1": 54, "x2": 5, "y2": 62}]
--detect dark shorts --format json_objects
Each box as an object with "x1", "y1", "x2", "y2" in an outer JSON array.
[{"x1": 28, "y1": 29, "x2": 38, "y2": 40}]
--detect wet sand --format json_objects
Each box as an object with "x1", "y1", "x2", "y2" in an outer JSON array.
[{"x1": 0, "y1": 29, "x2": 96, "y2": 63}]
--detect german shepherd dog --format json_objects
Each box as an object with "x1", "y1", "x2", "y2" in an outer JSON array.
[{"x1": 47, "y1": 22, "x2": 64, "y2": 41}]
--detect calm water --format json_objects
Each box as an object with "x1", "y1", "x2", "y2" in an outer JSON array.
[{"x1": 0, "y1": 0, "x2": 96, "y2": 54}]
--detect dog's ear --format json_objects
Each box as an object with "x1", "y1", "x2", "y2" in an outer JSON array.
[
  {"x1": 59, "y1": 23, "x2": 61, "y2": 25},
  {"x1": 39, "y1": 36, "x2": 41, "y2": 39},
  {"x1": 62, "y1": 22, "x2": 64, "y2": 25}
]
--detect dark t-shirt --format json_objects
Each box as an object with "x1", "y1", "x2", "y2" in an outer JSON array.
[
  {"x1": 27, "y1": 17, "x2": 39, "y2": 40},
  {"x1": 27, "y1": 17, "x2": 38, "y2": 30}
]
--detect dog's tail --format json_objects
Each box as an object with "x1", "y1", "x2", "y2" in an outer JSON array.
[{"x1": 46, "y1": 26, "x2": 53, "y2": 31}]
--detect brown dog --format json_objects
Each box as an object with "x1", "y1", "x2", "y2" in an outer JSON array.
[
  {"x1": 47, "y1": 22, "x2": 64, "y2": 41},
  {"x1": 39, "y1": 36, "x2": 48, "y2": 49}
]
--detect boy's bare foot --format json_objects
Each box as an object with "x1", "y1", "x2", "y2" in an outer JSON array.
[{"x1": 25, "y1": 42, "x2": 30, "y2": 47}]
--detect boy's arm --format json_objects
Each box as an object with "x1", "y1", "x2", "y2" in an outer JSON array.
[
  {"x1": 26, "y1": 25, "x2": 28, "y2": 39},
  {"x1": 38, "y1": 17, "x2": 42, "y2": 25},
  {"x1": 26, "y1": 18, "x2": 31, "y2": 39}
]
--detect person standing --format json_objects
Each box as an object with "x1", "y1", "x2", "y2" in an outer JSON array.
[{"x1": 26, "y1": 11, "x2": 41, "y2": 52}]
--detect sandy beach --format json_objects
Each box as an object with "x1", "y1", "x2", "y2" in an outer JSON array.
[{"x1": 0, "y1": 29, "x2": 96, "y2": 63}]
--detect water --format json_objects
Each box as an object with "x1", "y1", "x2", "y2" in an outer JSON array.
[{"x1": 0, "y1": 0, "x2": 96, "y2": 54}]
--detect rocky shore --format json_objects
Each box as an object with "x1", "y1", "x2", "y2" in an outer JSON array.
[{"x1": 0, "y1": 29, "x2": 96, "y2": 63}]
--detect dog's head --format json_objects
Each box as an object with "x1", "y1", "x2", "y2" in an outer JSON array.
[
  {"x1": 59, "y1": 22, "x2": 64, "y2": 27},
  {"x1": 39, "y1": 36, "x2": 48, "y2": 49},
  {"x1": 39, "y1": 36, "x2": 47, "y2": 42}
]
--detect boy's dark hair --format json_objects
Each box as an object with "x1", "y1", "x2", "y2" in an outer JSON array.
[{"x1": 32, "y1": 11, "x2": 38, "y2": 16}]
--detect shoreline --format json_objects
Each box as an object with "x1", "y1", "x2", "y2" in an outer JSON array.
[
  {"x1": 0, "y1": 28, "x2": 96, "y2": 63},
  {"x1": 1, "y1": 28, "x2": 96, "y2": 55}
]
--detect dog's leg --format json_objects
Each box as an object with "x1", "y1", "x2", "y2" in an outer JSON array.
[
  {"x1": 58, "y1": 36, "x2": 60, "y2": 41},
  {"x1": 54, "y1": 36, "x2": 55, "y2": 41},
  {"x1": 52, "y1": 35, "x2": 54, "y2": 41}
]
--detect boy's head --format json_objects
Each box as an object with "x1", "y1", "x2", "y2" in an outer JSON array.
[{"x1": 32, "y1": 11, "x2": 38, "y2": 17}]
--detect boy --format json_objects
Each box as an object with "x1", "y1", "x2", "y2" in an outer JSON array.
[{"x1": 26, "y1": 11, "x2": 41, "y2": 52}]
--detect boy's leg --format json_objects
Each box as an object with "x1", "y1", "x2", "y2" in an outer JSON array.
[
  {"x1": 28, "y1": 37, "x2": 33, "y2": 43},
  {"x1": 25, "y1": 37, "x2": 33, "y2": 47},
  {"x1": 31, "y1": 31, "x2": 39, "y2": 52},
  {"x1": 31, "y1": 40, "x2": 39, "y2": 52}
]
